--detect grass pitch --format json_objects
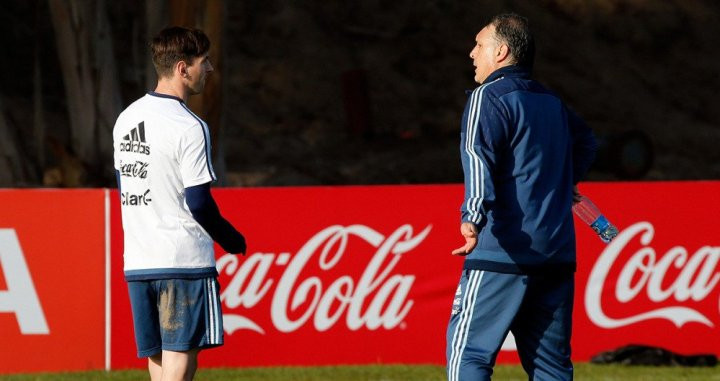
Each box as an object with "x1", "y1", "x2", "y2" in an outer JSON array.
[{"x1": 1, "y1": 364, "x2": 719, "y2": 380}]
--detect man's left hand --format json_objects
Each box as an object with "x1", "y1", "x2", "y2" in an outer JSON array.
[
  {"x1": 572, "y1": 185, "x2": 582, "y2": 203},
  {"x1": 452, "y1": 222, "x2": 478, "y2": 256}
]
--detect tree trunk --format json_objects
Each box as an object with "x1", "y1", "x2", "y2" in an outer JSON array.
[
  {"x1": 145, "y1": 0, "x2": 168, "y2": 90},
  {"x1": 167, "y1": 0, "x2": 226, "y2": 184},
  {"x1": 48, "y1": 0, "x2": 122, "y2": 184},
  {"x1": 93, "y1": 0, "x2": 122, "y2": 168},
  {"x1": 48, "y1": 0, "x2": 96, "y2": 165},
  {"x1": 33, "y1": 20, "x2": 46, "y2": 169},
  {"x1": 0, "y1": 99, "x2": 35, "y2": 186}
]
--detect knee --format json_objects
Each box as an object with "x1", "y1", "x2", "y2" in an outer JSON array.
[
  {"x1": 447, "y1": 361, "x2": 493, "y2": 381},
  {"x1": 149, "y1": 353, "x2": 162, "y2": 364}
]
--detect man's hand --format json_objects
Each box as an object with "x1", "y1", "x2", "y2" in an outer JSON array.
[
  {"x1": 232, "y1": 234, "x2": 247, "y2": 256},
  {"x1": 572, "y1": 185, "x2": 582, "y2": 204},
  {"x1": 452, "y1": 222, "x2": 478, "y2": 256}
]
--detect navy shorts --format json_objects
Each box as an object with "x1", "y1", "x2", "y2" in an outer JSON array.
[{"x1": 127, "y1": 277, "x2": 224, "y2": 358}]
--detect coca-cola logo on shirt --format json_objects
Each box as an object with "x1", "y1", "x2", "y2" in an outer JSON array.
[
  {"x1": 585, "y1": 221, "x2": 719, "y2": 329},
  {"x1": 217, "y1": 224, "x2": 432, "y2": 334},
  {"x1": 119, "y1": 160, "x2": 149, "y2": 179}
]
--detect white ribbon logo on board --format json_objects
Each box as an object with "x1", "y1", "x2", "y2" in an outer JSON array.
[{"x1": 586, "y1": 221, "x2": 718, "y2": 329}]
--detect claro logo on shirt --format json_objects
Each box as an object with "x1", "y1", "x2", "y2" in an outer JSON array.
[
  {"x1": 121, "y1": 189, "x2": 152, "y2": 206},
  {"x1": 119, "y1": 121, "x2": 151, "y2": 155}
]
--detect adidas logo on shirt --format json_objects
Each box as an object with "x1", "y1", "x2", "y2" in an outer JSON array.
[{"x1": 119, "y1": 121, "x2": 151, "y2": 155}]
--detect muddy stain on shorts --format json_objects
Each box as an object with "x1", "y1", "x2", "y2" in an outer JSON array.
[
  {"x1": 158, "y1": 280, "x2": 198, "y2": 332},
  {"x1": 159, "y1": 281, "x2": 182, "y2": 331}
]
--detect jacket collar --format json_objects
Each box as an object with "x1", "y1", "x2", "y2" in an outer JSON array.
[{"x1": 481, "y1": 65, "x2": 531, "y2": 85}]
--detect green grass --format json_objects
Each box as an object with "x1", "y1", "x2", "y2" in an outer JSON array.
[{"x1": 1, "y1": 364, "x2": 719, "y2": 380}]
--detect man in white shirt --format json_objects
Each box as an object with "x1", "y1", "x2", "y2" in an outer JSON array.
[{"x1": 113, "y1": 26, "x2": 246, "y2": 381}]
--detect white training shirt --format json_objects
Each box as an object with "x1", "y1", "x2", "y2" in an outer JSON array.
[{"x1": 113, "y1": 92, "x2": 217, "y2": 280}]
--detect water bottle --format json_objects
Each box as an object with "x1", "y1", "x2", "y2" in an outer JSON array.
[{"x1": 572, "y1": 195, "x2": 619, "y2": 243}]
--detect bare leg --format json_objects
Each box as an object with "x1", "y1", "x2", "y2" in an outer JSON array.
[
  {"x1": 148, "y1": 353, "x2": 163, "y2": 381},
  {"x1": 160, "y1": 348, "x2": 200, "y2": 381}
]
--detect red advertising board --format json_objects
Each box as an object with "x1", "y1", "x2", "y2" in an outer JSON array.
[
  {"x1": 109, "y1": 185, "x2": 465, "y2": 368},
  {"x1": 0, "y1": 190, "x2": 106, "y2": 373},
  {"x1": 573, "y1": 181, "x2": 720, "y2": 359},
  {"x1": 3, "y1": 182, "x2": 719, "y2": 373},
  {"x1": 109, "y1": 182, "x2": 720, "y2": 367}
]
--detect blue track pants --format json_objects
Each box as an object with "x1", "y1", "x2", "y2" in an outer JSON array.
[{"x1": 446, "y1": 270, "x2": 574, "y2": 381}]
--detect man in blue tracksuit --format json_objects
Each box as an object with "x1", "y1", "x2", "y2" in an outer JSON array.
[{"x1": 446, "y1": 13, "x2": 597, "y2": 381}]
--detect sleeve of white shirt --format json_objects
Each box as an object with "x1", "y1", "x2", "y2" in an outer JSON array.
[{"x1": 179, "y1": 123, "x2": 216, "y2": 188}]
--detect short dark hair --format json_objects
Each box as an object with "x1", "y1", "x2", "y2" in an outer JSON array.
[
  {"x1": 489, "y1": 13, "x2": 535, "y2": 70},
  {"x1": 151, "y1": 27, "x2": 210, "y2": 78}
]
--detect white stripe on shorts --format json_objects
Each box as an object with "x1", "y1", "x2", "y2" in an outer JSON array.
[
  {"x1": 210, "y1": 278, "x2": 220, "y2": 344},
  {"x1": 206, "y1": 278, "x2": 216, "y2": 344}
]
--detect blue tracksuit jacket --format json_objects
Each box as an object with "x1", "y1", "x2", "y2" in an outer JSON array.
[{"x1": 460, "y1": 65, "x2": 597, "y2": 274}]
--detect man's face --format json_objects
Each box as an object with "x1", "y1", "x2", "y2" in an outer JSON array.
[
  {"x1": 184, "y1": 53, "x2": 213, "y2": 94},
  {"x1": 469, "y1": 25, "x2": 500, "y2": 84}
]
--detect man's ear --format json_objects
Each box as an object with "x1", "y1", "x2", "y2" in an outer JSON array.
[
  {"x1": 496, "y1": 43, "x2": 511, "y2": 63},
  {"x1": 175, "y1": 60, "x2": 188, "y2": 79}
]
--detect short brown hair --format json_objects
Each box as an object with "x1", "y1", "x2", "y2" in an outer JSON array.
[{"x1": 151, "y1": 27, "x2": 210, "y2": 78}]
